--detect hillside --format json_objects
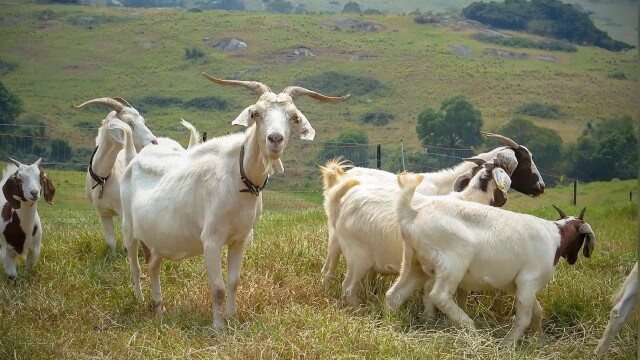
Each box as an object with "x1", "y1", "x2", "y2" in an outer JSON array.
[
  {"x1": 239, "y1": 0, "x2": 639, "y2": 47},
  {"x1": 0, "y1": 4, "x2": 637, "y2": 160}
]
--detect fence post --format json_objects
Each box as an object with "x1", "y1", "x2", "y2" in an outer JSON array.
[
  {"x1": 376, "y1": 144, "x2": 381, "y2": 169},
  {"x1": 573, "y1": 180, "x2": 577, "y2": 205},
  {"x1": 630, "y1": 191, "x2": 633, "y2": 202},
  {"x1": 400, "y1": 139, "x2": 405, "y2": 171},
  {"x1": 202, "y1": 132, "x2": 207, "y2": 142}
]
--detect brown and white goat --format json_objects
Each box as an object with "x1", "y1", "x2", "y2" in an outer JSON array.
[{"x1": 1, "y1": 158, "x2": 55, "y2": 278}]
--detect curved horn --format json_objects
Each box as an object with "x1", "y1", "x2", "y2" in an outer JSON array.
[
  {"x1": 202, "y1": 72, "x2": 271, "y2": 95},
  {"x1": 113, "y1": 97, "x2": 132, "y2": 108},
  {"x1": 462, "y1": 157, "x2": 486, "y2": 167},
  {"x1": 579, "y1": 223, "x2": 595, "y2": 258},
  {"x1": 577, "y1": 207, "x2": 586, "y2": 220},
  {"x1": 8, "y1": 157, "x2": 21, "y2": 167},
  {"x1": 73, "y1": 97, "x2": 125, "y2": 113},
  {"x1": 282, "y1": 86, "x2": 351, "y2": 103},
  {"x1": 482, "y1": 131, "x2": 519, "y2": 148},
  {"x1": 552, "y1": 204, "x2": 567, "y2": 219}
]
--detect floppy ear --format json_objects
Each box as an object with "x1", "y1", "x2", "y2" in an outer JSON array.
[
  {"x1": 40, "y1": 170, "x2": 56, "y2": 205},
  {"x1": 232, "y1": 105, "x2": 257, "y2": 127},
  {"x1": 495, "y1": 149, "x2": 518, "y2": 175},
  {"x1": 294, "y1": 110, "x2": 315, "y2": 141},
  {"x1": 2, "y1": 173, "x2": 23, "y2": 209},
  {"x1": 453, "y1": 169, "x2": 475, "y2": 192},
  {"x1": 579, "y1": 223, "x2": 595, "y2": 258},
  {"x1": 106, "y1": 115, "x2": 131, "y2": 145},
  {"x1": 492, "y1": 167, "x2": 512, "y2": 194}
]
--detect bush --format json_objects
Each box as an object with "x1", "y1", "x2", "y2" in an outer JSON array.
[
  {"x1": 296, "y1": 71, "x2": 389, "y2": 98},
  {"x1": 183, "y1": 96, "x2": 229, "y2": 111},
  {"x1": 516, "y1": 102, "x2": 561, "y2": 119},
  {"x1": 0, "y1": 60, "x2": 19, "y2": 76},
  {"x1": 185, "y1": 46, "x2": 205, "y2": 60},
  {"x1": 608, "y1": 71, "x2": 627, "y2": 80},
  {"x1": 471, "y1": 33, "x2": 577, "y2": 52},
  {"x1": 360, "y1": 111, "x2": 394, "y2": 126}
]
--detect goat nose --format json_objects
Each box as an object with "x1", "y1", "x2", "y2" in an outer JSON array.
[
  {"x1": 151, "y1": 138, "x2": 158, "y2": 145},
  {"x1": 268, "y1": 133, "x2": 284, "y2": 145},
  {"x1": 30, "y1": 190, "x2": 39, "y2": 198}
]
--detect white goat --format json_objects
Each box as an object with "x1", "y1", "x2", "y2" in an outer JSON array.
[
  {"x1": 1, "y1": 158, "x2": 55, "y2": 278},
  {"x1": 388, "y1": 173, "x2": 595, "y2": 345},
  {"x1": 321, "y1": 157, "x2": 512, "y2": 307},
  {"x1": 120, "y1": 74, "x2": 349, "y2": 330},
  {"x1": 594, "y1": 261, "x2": 638, "y2": 355},
  {"x1": 74, "y1": 97, "x2": 157, "y2": 255},
  {"x1": 322, "y1": 133, "x2": 545, "y2": 288}
]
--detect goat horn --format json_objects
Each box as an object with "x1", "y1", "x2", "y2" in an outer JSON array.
[
  {"x1": 113, "y1": 97, "x2": 132, "y2": 108},
  {"x1": 462, "y1": 157, "x2": 486, "y2": 166},
  {"x1": 578, "y1": 207, "x2": 586, "y2": 220},
  {"x1": 282, "y1": 86, "x2": 350, "y2": 103},
  {"x1": 202, "y1": 72, "x2": 271, "y2": 95},
  {"x1": 73, "y1": 97, "x2": 124, "y2": 113},
  {"x1": 552, "y1": 204, "x2": 567, "y2": 218},
  {"x1": 482, "y1": 132, "x2": 519, "y2": 148},
  {"x1": 8, "y1": 157, "x2": 21, "y2": 167}
]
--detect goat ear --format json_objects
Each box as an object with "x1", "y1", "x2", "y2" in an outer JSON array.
[
  {"x1": 492, "y1": 167, "x2": 512, "y2": 194},
  {"x1": 2, "y1": 175, "x2": 22, "y2": 209},
  {"x1": 232, "y1": 106, "x2": 256, "y2": 127},
  {"x1": 40, "y1": 170, "x2": 56, "y2": 205},
  {"x1": 579, "y1": 223, "x2": 595, "y2": 258},
  {"x1": 106, "y1": 115, "x2": 130, "y2": 144},
  {"x1": 453, "y1": 169, "x2": 474, "y2": 192},
  {"x1": 295, "y1": 111, "x2": 315, "y2": 141},
  {"x1": 495, "y1": 149, "x2": 518, "y2": 175}
]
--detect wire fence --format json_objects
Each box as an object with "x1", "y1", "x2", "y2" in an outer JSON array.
[{"x1": 0, "y1": 129, "x2": 603, "y2": 219}]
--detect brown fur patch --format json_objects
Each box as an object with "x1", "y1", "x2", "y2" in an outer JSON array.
[
  {"x1": 2, "y1": 175, "x2": 24, "y2": 209},
  {"x1": 40, "y1": 170, "x2": 56, "y2": 204},
  {"x1": 555, "y1": 219, "x2": 585, "y2": 265},
  {"x1": 1, "y1": 202, "x2": 12, "y2": 222},
  {"x1": 3, "y1": 211, "x2": 25, "y2": 254},
  {"x1": 509, "y1": 146, "x2": 543, "y2": 196}
]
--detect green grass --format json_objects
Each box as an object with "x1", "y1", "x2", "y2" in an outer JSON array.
[{"x1": 0, "y1": 169, "x2": 637, "y2": 358}]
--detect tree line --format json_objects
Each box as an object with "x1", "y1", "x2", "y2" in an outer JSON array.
[{"x1": 462, "y1": 0, "x2": 634, "y2": 52}]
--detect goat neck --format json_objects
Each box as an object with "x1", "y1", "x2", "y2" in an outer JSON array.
[{"x1": 237, "y1": 126, "x2": 270, "y2": 196}]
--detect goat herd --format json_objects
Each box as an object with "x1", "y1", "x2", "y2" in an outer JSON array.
[{"x1": 0, "y1": 74, "x2": 636, "y2": 355}]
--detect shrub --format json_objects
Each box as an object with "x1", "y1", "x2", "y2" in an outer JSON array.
[
  {"x1": 608, "y1": 71, "x2": 627, "y2": 80},
  {"x1": 185, "y1": 46, "x2": 205, "y2": 60},
  {"x1": 296, "y1": 71, "x2": 389, "y2": 98},
  {"x1": 516, "y1": 102, "x2": 560, "y2": 119},
  {"x1": 360, "y1": 111, "x2": 394, "y2": 126},
  {"x1": 183, "y1": 96, "x2": 229, "y2": 111}
]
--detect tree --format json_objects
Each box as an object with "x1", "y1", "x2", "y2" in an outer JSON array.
[
  {"x1": 498, "y1": 117, "x2": 563, "y2": 172},
  {"x1": 50, "y1": 139, "x2": 72, "y2": 162},
  {"x1": 342, "y1": 1, "x2": 361, "y2": 13},
  {"x1": 570, "y1": 117, "x2": 637, "y2": 181},
  {"x1": 416, "y1": 95, "x2": 483, "y2": 148},
  {"x1": 0, "y1": 81, "x2": 23, "y2": 126}
]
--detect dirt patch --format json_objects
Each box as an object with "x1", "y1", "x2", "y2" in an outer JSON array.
[
  {"x1": 452, "y1": 44, "x2": 473, "y2": 56},
  {"x1": 280, "y1": 45, "x2": 316, "y2": 64},
  {"x1": 136, "y1": 40, "x2": 156, "y2": 49}
]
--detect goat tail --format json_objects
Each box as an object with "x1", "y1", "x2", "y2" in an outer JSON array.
[
  {"x1": 611, "y1": 262, "x2": 638, "y2": 304},
  {"x1": 319, "y1": 157, "x2": 352, "y2": 191},
  {"x1": 396, "y1": 173, "x2": 423, "y2": 221},
  {"x1": 181, "y1": 118, "x2": 201, "y2": 148}
]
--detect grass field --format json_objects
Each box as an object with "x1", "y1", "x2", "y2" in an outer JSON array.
[{"x1": 0, "y1": 169, "x2": 637, "y2": 358}]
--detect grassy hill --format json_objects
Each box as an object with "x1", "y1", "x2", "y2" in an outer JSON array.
[
  {"x1": 0, "y1": 4, "x2": 637, "y2": 163},
  {"x1": 239, "y1": 0, "x2": 638, "y2": 47}
]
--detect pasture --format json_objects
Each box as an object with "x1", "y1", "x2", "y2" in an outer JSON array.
[{"x1": 0, "y1": 167, "x2": 637, "y2": 359}]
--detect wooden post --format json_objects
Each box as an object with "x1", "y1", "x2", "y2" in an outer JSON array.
[
  {"x1": 376, "y1": 144, "x2": 381, "y2": 169},
  {"x1": 202, "y1": 132, "x2": 207, "y2": 142},
  {"x1": 573, "y1": 180, "x2": 577, "y2": 205}
]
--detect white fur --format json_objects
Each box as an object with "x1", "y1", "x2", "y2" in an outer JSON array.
[
  {"x1": 322, "y1": 159, "x2": 511, "y2": 308},
  {"x1": 595, "y1": 262, "x2": 638, "y2": 355},
  {"x1": 120, "y1": 81, "x2": 347, "y2": 330},
  {"x1": 388, "y1": 173, "x2": 594, "y2": 345}
]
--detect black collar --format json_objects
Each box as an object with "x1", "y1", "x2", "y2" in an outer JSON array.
[
  {"x1": 239, "y1": 145, "x2": 268, "y2": 196},
  {"x1": 88, "y1": 146, "x2": 110, "y2": 190}
]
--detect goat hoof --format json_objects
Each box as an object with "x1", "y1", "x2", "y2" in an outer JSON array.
[{"x1": 149, "y1": 300, "x2": 165, "y2": 314}]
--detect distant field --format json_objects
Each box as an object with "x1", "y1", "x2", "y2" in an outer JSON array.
[{"x1": 0, "y1": 4, "x2": 636, "y2": 160}]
